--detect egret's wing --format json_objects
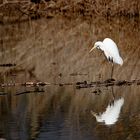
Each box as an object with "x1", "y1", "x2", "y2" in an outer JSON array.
[
  {"x1": 103, "y1": 38, "x2": 123, "y2": 65},
  {"x1": 103, "y1": 38, "x2": 120, "y2": 57}
]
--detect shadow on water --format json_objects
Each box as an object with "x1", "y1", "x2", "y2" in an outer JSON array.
[{"x1": 0, "y1": 16, "x2": 140, "y2": 139}]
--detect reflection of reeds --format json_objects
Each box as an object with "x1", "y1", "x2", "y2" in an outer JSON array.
[
  {"x1": 0, "y1": 84, "x2": 140, "y2": 139},
  {"x1": 22, "y1": 86, "x2": 140, "y2": 139}
]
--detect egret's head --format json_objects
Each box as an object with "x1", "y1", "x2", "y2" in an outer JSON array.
[
  {"x1": 89, "y1": 41, "x2": 103, "y2": 53},
  {"x1": 91, "y1": 110, "x2": 104, "y2": 123}
]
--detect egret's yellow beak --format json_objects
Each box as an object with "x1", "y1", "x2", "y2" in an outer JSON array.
[
  {"x1": 90, "y1": 110, "x2": 97, "y2": 117},
  {"x1": 89, "y1": 45, "x2": 96, "y2": 53}
]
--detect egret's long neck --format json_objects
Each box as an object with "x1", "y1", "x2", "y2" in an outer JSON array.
[{"x1": 97, "y1": 41, "x2": 104, "y2": 51}]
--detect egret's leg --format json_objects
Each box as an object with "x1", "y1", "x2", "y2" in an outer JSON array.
[
  {"x1": 111, "y1": 63, "x2": 114, "y2": 79},
  {"x1": 111, "y1": 86, "x2": 115, "y2": 100},
  {"x1": 110, "y1": 87, "x2": 115, "y2": 105}
]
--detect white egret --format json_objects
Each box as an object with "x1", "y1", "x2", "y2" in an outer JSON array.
[
  {"x1": 90, "y1": 38, "x2": 123, "y2": 78},
  {"x1": 91, "y1": 98, "x2": 124, "y2": 125}
]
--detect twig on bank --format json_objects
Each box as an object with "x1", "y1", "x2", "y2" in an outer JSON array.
[
  {"x1": 76, "y1": 79, "x2": 140, "y2": 89},
  {"x1": 0, "y1": 79, "x2": 140, "y2": 88}
]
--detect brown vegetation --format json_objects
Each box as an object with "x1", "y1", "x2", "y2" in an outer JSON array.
[
  {"x1": 0, "y1": 16, "x2": 140, "y2": 84},
  {"x1": 0, "y1": 0, "x2": 140, "y2": 23}
]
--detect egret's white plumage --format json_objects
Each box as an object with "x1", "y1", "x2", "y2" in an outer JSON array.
[
  {"x1": 90, "y1": 38, "x2": 123, "y2": 65},
  {"x1": 91, "y1": 98, "x2": 124, "y2": 125}
]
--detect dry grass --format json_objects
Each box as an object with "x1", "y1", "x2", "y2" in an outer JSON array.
[
  {"x1": 0, "y1": 17, "x2": 140, "y2": 83},
  {"x1": 0, "y1": 0, "x2": 140, "y2": 23}
]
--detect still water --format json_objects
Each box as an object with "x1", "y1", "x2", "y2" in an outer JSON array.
[{"x1": 0, "y1": 17, "x2": 140, "y2": 140}]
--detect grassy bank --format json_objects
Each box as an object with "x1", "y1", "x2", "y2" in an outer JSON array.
[{"x1": 0, "y1": 0, "x2": 140, "y2": 23}]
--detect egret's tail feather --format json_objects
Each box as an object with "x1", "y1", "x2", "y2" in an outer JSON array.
[
  {"x1": 115, "y1": 56, "x2": 123, "y2": 65},
  {"x1": 119, "y1": 57, "x2": 123, "y2": 65}
]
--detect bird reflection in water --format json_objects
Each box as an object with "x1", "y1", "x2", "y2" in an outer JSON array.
[{"x1": 91, "y1": 89, "x2": 124, "y2": 125}]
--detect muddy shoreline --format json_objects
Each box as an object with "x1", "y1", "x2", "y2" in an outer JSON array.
[{"x1": 0, "y1": 79, "x2": 139, "y2": 88}]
